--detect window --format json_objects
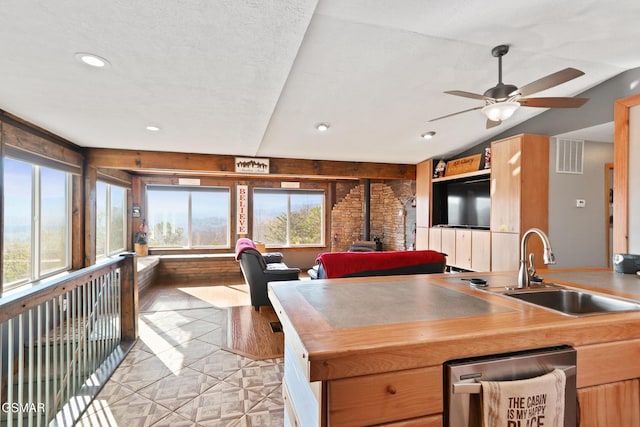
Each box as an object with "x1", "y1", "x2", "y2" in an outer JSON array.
[
  {"x1": 3, "y1": 157, "x2": 71, "y2": 290},
  {"x1": 253, "y1": 189, "x2": 324, "y2": 247},
  {"x1": 96, "y1": 181, "x2": 128, "y2": 258},
  {"x1": 146, "y1": 186, "x2": 230, "y2": 248}
]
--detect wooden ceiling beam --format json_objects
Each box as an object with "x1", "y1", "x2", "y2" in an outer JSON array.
[{"x1": 86, "y1": 148, "x2": 416, "y2": 180}]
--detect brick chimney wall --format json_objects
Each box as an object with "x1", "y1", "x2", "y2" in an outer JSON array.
[{"x1": 331, "y1": 182, "x2": 406, "y2": 252}]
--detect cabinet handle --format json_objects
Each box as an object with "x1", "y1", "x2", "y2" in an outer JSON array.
[{"x1": 386, "y1": 385, "x2": 397, "y2": 395}]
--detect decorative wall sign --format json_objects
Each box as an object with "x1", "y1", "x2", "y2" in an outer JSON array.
[
  {"x1": 237, "y1": 185, "x2": 248, "y2": 235},
  {"x1": 445, "y1": 154, "x2": 482, "y2": 176},
  {"x1": 235, "y1": 157, "x2": 270, "y2": 174},
  {"x1": 132, "y1": 206, "x2": 141, "y2": 218}
]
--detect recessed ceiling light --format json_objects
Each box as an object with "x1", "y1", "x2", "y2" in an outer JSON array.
[
  {"x1": 421, "y1": 131, "x2": 436, "y2": 140},
  {"x1": 74, "y1": 52, "x2": 110, "y2": 68},
  {"x1": 315, "y1": 123, "x2": 330, "y2": 132},
  {"x1": 146, "y1": 126, "x2": 160, "y2": 132}
]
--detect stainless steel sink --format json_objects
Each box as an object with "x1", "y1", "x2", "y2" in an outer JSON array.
[{"x1": 504, "y1": 288, "x2": 640, "y2": 316}]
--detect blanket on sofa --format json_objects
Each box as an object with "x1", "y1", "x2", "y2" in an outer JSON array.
[
  {"x1": 235, "y1": 238, "x2": 257, "y2": 260},
  {"x1": 316, "y1": 250, "x2": 446, "y2": 279}
]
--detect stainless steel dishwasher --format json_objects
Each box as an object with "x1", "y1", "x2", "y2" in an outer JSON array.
[{"x1": 444, "y1": 345, "x2": 576, "y2": 427}]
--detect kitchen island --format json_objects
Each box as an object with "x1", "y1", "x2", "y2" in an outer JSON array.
[{"x1": 268, "y1": 269, "x2": 640, "y2": 426}]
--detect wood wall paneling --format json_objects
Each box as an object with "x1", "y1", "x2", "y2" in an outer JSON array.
[
  {"x1": 1, "y1": 121, "x2": 83, "y2": 174},
  {"x1": 84, "y1": 166, "x2": 97, "y2": 266}
]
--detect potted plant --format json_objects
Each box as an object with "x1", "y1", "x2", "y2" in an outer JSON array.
[{"x1": 134, "y1": 219, "x2": 149, "y2": 257}]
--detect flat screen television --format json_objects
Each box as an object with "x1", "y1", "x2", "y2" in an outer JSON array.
[{"x1": 432, "y1": 178, "x2": 491, "y2": 228}]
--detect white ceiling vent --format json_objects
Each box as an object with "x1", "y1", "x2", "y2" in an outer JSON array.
[{"x1": 555, "y1": 138, "x2": 584, "y2": 174}]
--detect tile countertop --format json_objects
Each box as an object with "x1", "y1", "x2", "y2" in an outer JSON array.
[{"x1": 268, "y1": 268, "x2": 640, "y2": 381}]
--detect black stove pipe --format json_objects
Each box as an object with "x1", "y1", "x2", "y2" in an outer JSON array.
[{"x1": 363, "y1": 179, "x2": 370, "y2": 241}]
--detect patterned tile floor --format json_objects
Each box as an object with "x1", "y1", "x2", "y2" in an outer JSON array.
[{"x1": 77, "y1": 282, "x2": 285, "y2": 426}]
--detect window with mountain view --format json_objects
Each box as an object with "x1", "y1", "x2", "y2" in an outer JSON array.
[
  {"x1": 252, "y1": 189, "x2": 324, "y2": 247},
  {"x1": 3, "y1": 157, "x2": 71, "y2": 291},
  {"x1": 96, "y1": 181, "x2": 128, "y2": 258},
  {"x1": 146, "y1": 186, "x2": 230, "y2": 248}
]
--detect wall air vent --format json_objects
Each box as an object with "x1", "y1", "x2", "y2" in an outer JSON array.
[{"x1": 555, "y1": 138, "x2": 584, "y2": 174}]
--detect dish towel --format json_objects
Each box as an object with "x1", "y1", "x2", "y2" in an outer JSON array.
[{"x1": 480, "y1": 368, "x2": 566, "y2": 427}]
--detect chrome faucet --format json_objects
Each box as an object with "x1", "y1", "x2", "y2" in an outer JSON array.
[{"x1": 517, "y1": 228, "x2": 556, "y2": 288}]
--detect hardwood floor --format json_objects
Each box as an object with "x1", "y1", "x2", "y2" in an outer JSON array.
[
  {"x1": 139, "y1": 278, "x2": 284, "y2": 359},
  {"x1": 227, "y1": 305, "x2": 284, "y2": 360}
]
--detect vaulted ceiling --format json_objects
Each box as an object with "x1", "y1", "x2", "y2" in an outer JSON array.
[{"x1": 1, "y1": 0, "x2": 639, "y2": 165}]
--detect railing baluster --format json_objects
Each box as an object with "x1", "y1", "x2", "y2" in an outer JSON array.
[
  {"x1": 51, "y1": 298, "x2": 57, "y2": 419},
  {"x1": 18, "y1": 313, "x2": 25, "y2": 427},
  {"x1": 89, "y1": 279, "x2": 95, "y2": 374},
  {"x1": 44, "y1": 301, "x2": 51, "y2": 427},
  {"x1": 109, "y1": 271, "x2": 115, "y2": 353},
  {"x1": 101, "y1": 276, "x2": 106, "y2": 364},
  {"x1": 27, "y1": 309, "x2": 34, "y2": 427},
  {"x1": 0, "y1": 322, "x2": 3, "y2": 425},
  {"x1": 65, "y1": 291, "x2": 71, "y2": 407},
  {"x1": 36, "y1": 306, "x2": 42, "y2": 427},
  {"x1": 71, "y1": 287, "x2": 77, "y2": 396},
  {"x1": 8, "y1": 318, "x2": 14, "y2": 427},
  {"x1": 82, "y1": 282, "x2": 88, "y2": 394}
]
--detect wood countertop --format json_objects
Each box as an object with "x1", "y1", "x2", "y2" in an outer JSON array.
[{"x1": 268, "y1": 269, "x2": 640, "y2": 382}]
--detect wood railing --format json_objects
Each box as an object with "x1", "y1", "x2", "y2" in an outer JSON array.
[{"x1": 0, "y1": 253, "x2": 138, "y2": 426}]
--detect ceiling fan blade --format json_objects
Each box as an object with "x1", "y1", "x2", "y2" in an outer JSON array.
[
  {"x1": 517, "y1": 68, "x2": 585, "y2": 97},
  {"x1": 519, "y1": 97, "x2": 589, "y2": 108},
  {"x1": 444, "y1": 90, "x2": 488, "y2": 101},
  {"x1": 428, "y1": 106, "x2": 483, "y2": 122},
  {"x1": 486, "y1": 118, "x2": 502, "y2": 129}
]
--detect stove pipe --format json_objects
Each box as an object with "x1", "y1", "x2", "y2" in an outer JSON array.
[{"x1": 363, "y1": 179, "x2": 371, "y2": 241}]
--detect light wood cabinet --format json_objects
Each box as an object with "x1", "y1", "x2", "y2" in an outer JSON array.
[
  {"x1": 490, "y1": 134, "x2": 549, "y2": 271},
  {"x1": 327, "y1": 366, "x2": 442, "y2": 426},
  {"x1": 471, "y1": 230, "x2": 491, "y2": 271},
  {"x1": 415, "y1": 159, "x2": 432, "y2": 227},
  {"x1": 491, "y1": 232, "x2": 520, "y2": 272},
  {"x1": 441, "y1": 228, "x2": 456, "y2": 266},
  {"x1": 454, "y1": 229, "x2": 472, "y2": 270},
  {"x1": 578, "y1": 379, "x2": 640, "y2": 427},
  {"x1": 427, "y1": 227, "x2": 492, "y2": 271},
  {"x1": 414, "y1": 134, "x2": 548, "y2": 271},
  {"x1": 415, "y1": 160, "x2": 433, "y2": 250},
  {"x1": 415, "y1": 227, "x2": 429, "y2": 250},
  {"x1": 428, "y1": 227, "x2": 441, "y2": 252}
]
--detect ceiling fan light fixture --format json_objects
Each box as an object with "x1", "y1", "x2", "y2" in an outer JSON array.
[{"x1": 482, "y1": 101, "x2": 520, "y2": 122}]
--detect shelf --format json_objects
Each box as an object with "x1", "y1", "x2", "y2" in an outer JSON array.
[{"x1": 432, "y1": 168, "x2": 490, "y2": 183}]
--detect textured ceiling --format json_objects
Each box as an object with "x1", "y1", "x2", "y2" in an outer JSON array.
[{"x1": 1, "y1": 0, "x2": 638, "y2": 165}]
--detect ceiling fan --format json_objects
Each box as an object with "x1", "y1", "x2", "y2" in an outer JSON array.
[{"x1": 429, "y1": 44, "x2": 589, "y2": 129}]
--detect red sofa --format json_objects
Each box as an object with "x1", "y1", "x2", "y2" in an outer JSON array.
[{"x1": 311, "y1": 250, "x2": 446, "y2": 279}]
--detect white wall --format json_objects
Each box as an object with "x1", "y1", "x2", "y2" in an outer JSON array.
[
  {"x1": 629, "y1": 105, "x2": 640, "y2": 253},
  {"x1": 548, "y1": 140, "x2": 613, "y2": 268}
]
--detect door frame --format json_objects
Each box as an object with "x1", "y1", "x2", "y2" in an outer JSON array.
[{"x1": 613, "y1": 93, "x2": 640, "y2": 253}]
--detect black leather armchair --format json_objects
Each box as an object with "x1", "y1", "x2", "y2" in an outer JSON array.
[{"x1": 235, "y1": 241, "x2": 300, "y2": 310}]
